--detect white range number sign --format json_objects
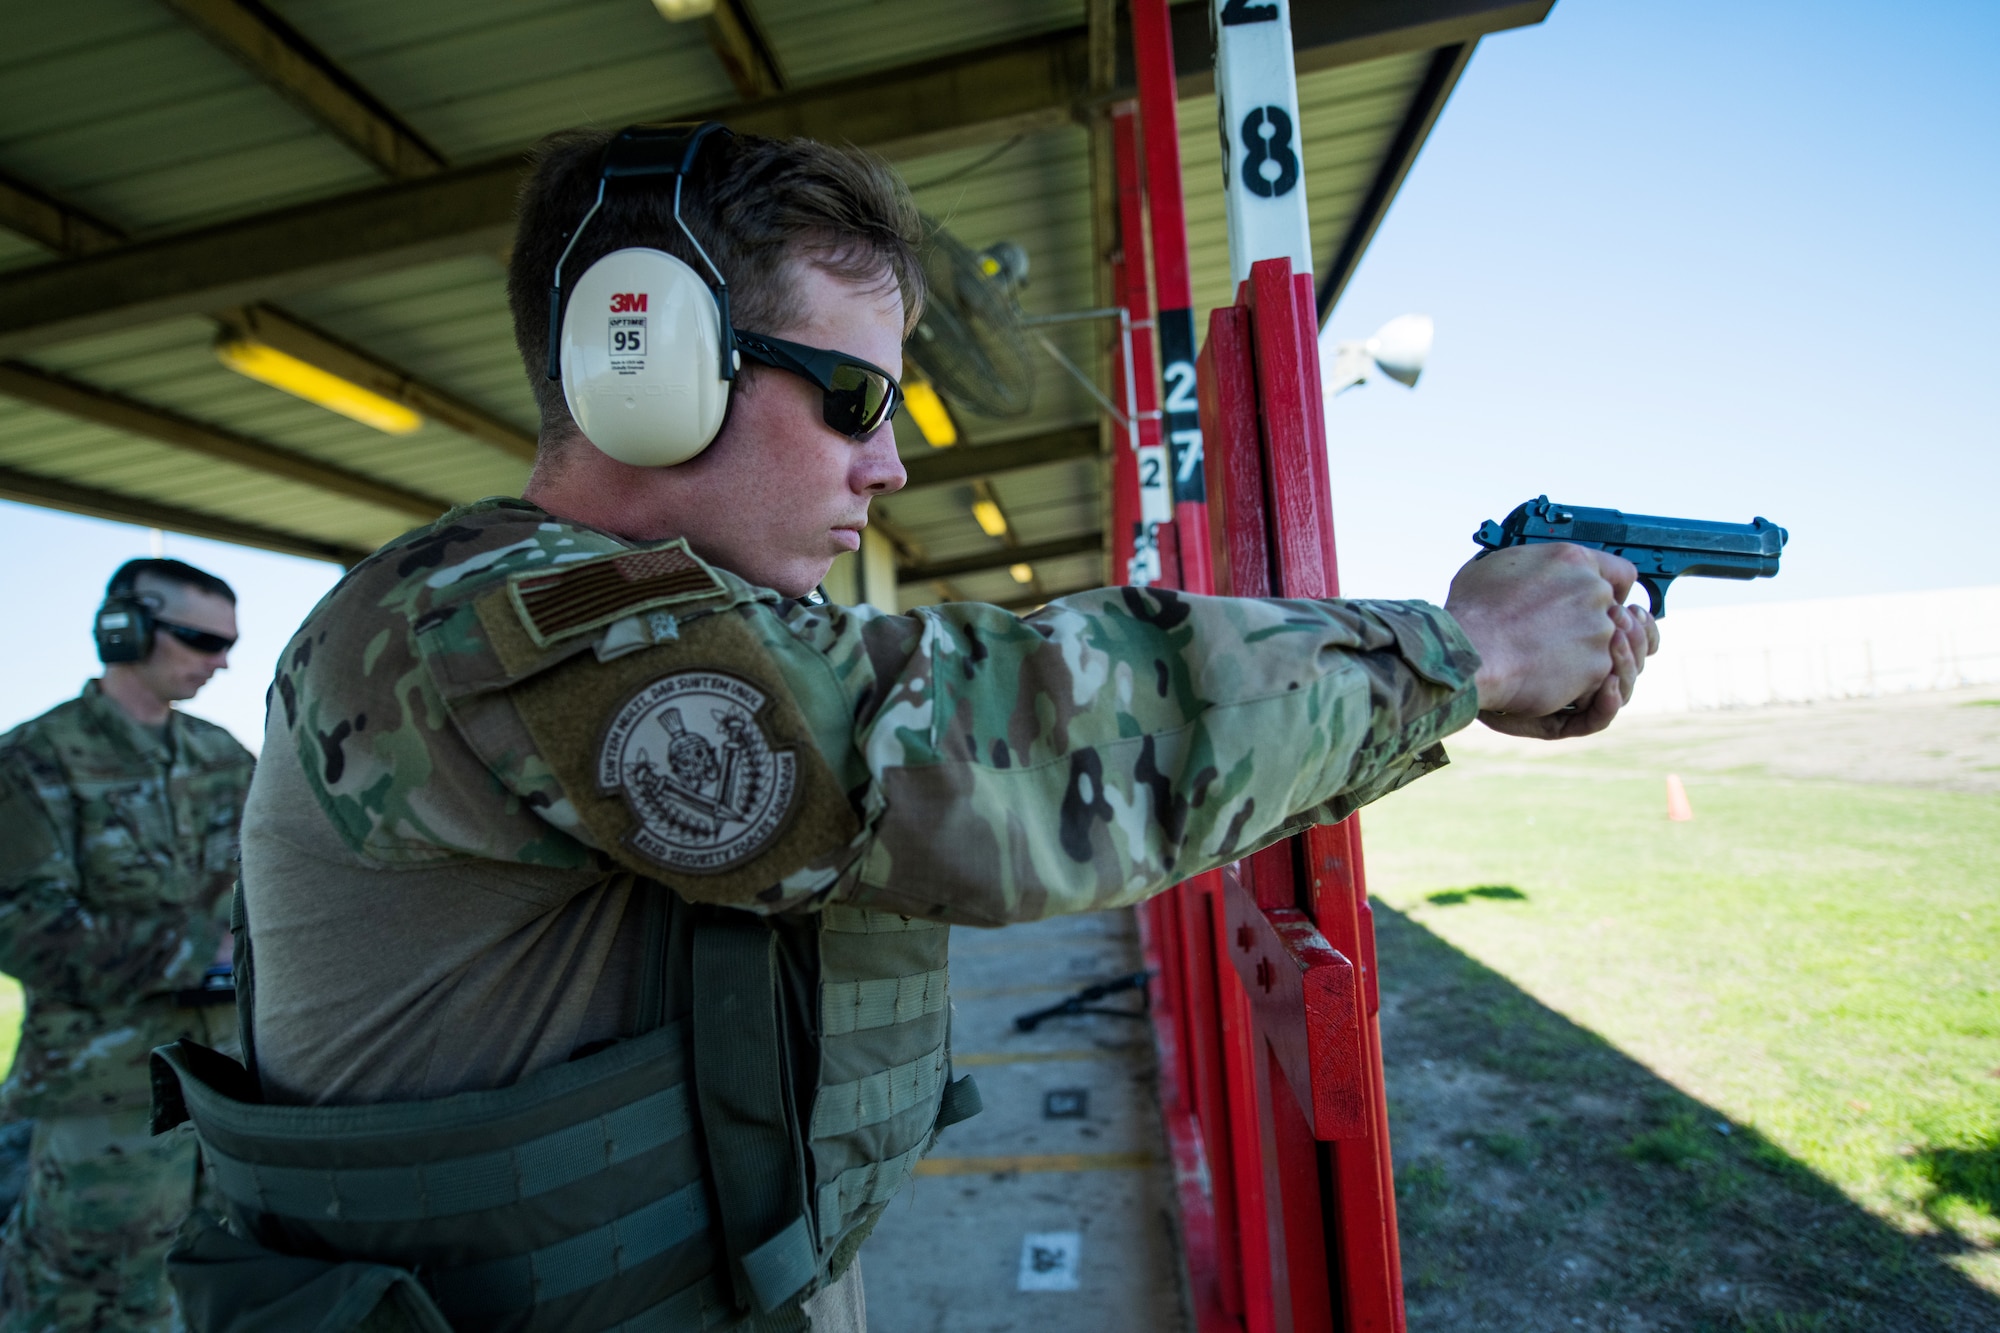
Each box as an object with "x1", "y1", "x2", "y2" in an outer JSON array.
[
  {"x1": 1215, "y1": 0, "x2": 1313, "y2": 288},
  {"x1": 1136, "y1": 441, "x2": 1172, "y2": 525}
]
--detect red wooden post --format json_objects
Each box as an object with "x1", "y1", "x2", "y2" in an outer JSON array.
[
  {"x1": 1190, "y1": 259, "x2": 1409, "y2": 1332},
  {"x1": 1122, "y1": 5, "x2": 1407, "y2": 1329}
]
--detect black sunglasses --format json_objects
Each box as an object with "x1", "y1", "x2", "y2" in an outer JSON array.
[
  {"x1": 155, "y1": 619, "x2": 236, "y2": 654},
  {"x1": 734, "y1": 331, "x2": 903, "y2": 440}
]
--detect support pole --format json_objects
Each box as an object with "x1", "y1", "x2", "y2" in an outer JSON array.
[
  {"x1": 1132, "y1": 0, "x2": 1213, "y2": 595},
  {"x1": 1112, "y1": 103, "x2": 1169, "y2": 587}
]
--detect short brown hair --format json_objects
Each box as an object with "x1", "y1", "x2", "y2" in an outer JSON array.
[
  {"x1": 107, "y1": 558, "x2": 235, "y2": 605},
  {"x1": 506, "y1": 127, "x2": 923, "y2": 452}
]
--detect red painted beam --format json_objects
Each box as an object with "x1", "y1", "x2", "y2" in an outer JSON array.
[
  {"x1": 1219, "y1": 872, "x2": 1369, "y2": 1142},
  {"x1": 1137, "y1": 899, "x2": 1239, "y2": 1333}
]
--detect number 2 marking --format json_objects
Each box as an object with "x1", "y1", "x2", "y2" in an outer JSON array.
[
  {"x1": 1239, "y1": 107, "x2": 1299, "y2": 198},
  {"x1": 1162, "y1": 361, "x2": 1198, "y2": 415},
  {"x1": 1140, "y1": 456, "x2": 1161, "y2": 488},
  {"x1": 1219, "y1": 0, "x2": 1278, "y2": 25}
]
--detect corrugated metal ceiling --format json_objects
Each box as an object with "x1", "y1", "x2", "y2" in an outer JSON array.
[{"x1": 0, "y1": 0, "x2": 1543, "y2": 600}]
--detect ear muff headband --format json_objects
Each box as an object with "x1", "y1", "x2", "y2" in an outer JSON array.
[{"x1": 545, "y1": 122, "x2": 737, "y2": 385}]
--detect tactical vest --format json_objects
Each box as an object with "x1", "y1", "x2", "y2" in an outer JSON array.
[{"x1": 151, "y1": 882, "x2": 978, "y2": 1332}]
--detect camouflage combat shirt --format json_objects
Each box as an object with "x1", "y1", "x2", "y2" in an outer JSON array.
[
  {"x1": 0, "y1": 680, "x2": 252, "y2": 1117},
  {"x1": 245, "y1": 498, "x2": 1481, "y2": 1104}
]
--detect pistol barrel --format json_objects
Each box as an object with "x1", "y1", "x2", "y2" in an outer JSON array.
[{"x1": 1473, "y1": 496, "x2": 1788, "y2": 615}]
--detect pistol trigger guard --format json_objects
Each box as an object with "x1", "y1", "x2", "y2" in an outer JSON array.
[{"x1": 1637, "y1": 577, "x2": 1667, "y2": 619}]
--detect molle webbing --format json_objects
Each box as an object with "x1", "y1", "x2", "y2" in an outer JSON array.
[
  {"x1": 690, "y1": 911, "x2": 815, "y2": 1323},
  {"x1": 819, "y1": 969, "x2": 949, "y2": 1036},
  {"x1": 152, "y1": 1022, "x2": 722, "y2": 1332},
  {"x1": 600, "y1": 1278, "x2": 733, "y2": 1332},
  {"x1": 159, "y1": 893, "x2": 975, "y2": 1332},
  {"x1": 806, "y1": 904, "x2": 969, "y2": 1264},
  {"x1": 813, "y1": 1137, "x2": 931, "y2": 1240},
  {"x1": 818, "y1": 905, "x2": 942, "y2": 934},
  {"x1": 431, "y1": 1181, "x2": 708, "y2": 1317},
  {"x1": 808, "y1": 1044, "x2": 948, "y2": 1138},
  {"x1": 198, "y1": 1083, "x2": 692, "y2": 1223}
]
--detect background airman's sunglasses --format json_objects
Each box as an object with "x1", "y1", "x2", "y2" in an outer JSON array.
[
  {"x1": 156, "y1": 619, "x2": 236, "y2": 654},
  {"x1": 734, "y1": 331, "x2": 902, "y2": 440}
]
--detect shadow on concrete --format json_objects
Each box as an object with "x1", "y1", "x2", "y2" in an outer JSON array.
[{"x1": 1374, "y1": 902, "x2": 1998, "y2": 1333}]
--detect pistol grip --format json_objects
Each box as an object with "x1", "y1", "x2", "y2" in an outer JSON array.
[{"x1": 1637, "y1": 576, "x2": 1668, "y2": 618}]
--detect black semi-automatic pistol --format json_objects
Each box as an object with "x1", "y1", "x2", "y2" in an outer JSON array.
[{"x1": 1473, "y1": 496, "x2": 1787, "y2": 617}]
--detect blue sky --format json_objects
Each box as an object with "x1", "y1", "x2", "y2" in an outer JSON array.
[
  {"x1": 0, "y1": 510, "x2": 340, "y2": 750},
  {"x1": 3, "y1": 0, "x2": 1994, "y2": 747},
  {"x1": 1322, "y1": 0, "x2": 1999, "y2": 606}
]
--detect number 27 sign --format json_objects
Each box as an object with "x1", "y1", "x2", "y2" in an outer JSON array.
[{"x1": 1215, "y1": 0, "x2": 1313, "y2": 288}]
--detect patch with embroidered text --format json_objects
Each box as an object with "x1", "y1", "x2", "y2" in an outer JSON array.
[
  {"x1": 600, "y1": 670, "x2": 799, "y2": 873},
  {"x1": 509, "y1": 543, "x2": 725, "y2": 647}
]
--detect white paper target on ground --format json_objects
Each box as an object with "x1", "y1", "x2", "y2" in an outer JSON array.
[
  {"x1": 1017, "y1": 1231, "x2": 1082, "y2": 1291},
  {"x1": 1215, "y1": 0, "x2": 1313, "y2": 287}
]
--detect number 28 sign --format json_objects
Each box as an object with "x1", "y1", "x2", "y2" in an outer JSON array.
[{"x1": 1215, "y1": 0, "x2": 1313, "y2": 288}]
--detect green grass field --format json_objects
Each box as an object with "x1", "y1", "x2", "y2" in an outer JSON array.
[{"x1": 1363, "y1": 736, "x2": 2000, "y2": 1301}]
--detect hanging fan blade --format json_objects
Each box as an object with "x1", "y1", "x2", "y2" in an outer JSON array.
[{"x1": 907, "y1": 218, "x2": 1036, "y2": 419}]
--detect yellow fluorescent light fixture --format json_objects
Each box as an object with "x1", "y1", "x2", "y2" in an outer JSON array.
[
  {"x1": 902, "y1": 378, "x2": 957, "y2": 447},
  {"x1": 971, "y1": 499, "x2": 1008, "y2": 537},
  {"x1": 1009, "y1": 563, "x2": 1033, "y2": 584},
  {"x1": 215, "y1": 338, "x2": 423, "y2": 435},
  {"x1": 651, "y1": 0, "x2": 715, "y2": 19}
]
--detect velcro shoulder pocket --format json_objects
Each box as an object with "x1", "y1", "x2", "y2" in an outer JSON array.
[
  {"x1": 416, "y1": 554, "x2": 857, "y2": 906},
  {"x1": 418, "y1": 541, "x2": 735, "y2": 701}
]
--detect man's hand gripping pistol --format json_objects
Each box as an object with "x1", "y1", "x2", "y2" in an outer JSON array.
[{"x1": 1473, "y1": 496, "x2": 1789, "y2": 617}]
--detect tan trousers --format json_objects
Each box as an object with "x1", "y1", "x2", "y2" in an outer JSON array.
[{"x1": 803, "y1": 1257, "x2": 867, "y2": 1332}]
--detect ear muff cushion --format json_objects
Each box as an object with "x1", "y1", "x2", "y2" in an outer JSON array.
[
  {"x1": 560, "y1": 248, "x2": 731, "y2": 467},
  {"x1": 94, "y1": 596, "x2": 152, "y2": 663}
]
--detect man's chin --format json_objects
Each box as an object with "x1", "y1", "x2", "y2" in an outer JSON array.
[{"x1": 793, "y1": 557, "x2": 838, "y2": 599}]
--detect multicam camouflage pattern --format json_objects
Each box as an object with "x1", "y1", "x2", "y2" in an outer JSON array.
[
  {"x1": 277, "y1": 497, "x2": 1479, "y2": 921},
  {"x1": 0, "y1": 682, "x2": 251, "y2": 1117},
  {"x1": 206, "y1": 497, "x2": 1478, "y2": 1329},
  {"x1": 0, "y1": 683, "x2": 247, "y2": 1332},
  {"x1": 0, "y1": 1110, "x2": 198, "y2": 1333}
]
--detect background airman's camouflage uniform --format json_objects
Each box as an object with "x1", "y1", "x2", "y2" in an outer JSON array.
[{"x1": 0, "y1": 681, "x2": 251, "y2": 1332}]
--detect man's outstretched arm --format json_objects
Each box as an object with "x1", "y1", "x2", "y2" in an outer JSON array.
[
  {"x1": 798, "y1": 543, "x2": 1655, "y2": 925},
  {"x1": 819, "y1": 588, "x2": 1478, "y2": 926}
]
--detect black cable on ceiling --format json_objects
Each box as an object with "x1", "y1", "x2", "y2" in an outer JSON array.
[{"x1": 903, "y1": 135, "x2": 1027, "y2": 193}]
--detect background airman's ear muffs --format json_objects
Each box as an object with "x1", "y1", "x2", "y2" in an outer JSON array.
[
  {"x1": 94, "y1": 561, "x2": 161, "y2": 664},
  {"x1": 546, "y1": 122, "x2": 742, "y2": 468}
]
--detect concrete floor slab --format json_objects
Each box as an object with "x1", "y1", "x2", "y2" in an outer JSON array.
[{"x1": 859, "y1": 910, "x2": 1192, "y2": 1333}]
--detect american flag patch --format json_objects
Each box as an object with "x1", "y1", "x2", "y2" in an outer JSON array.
[{"x1": 510, "y1": 544, "x2": 726, "y2": 645}]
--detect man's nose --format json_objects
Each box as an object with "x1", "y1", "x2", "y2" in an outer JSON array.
[{"x1": 855, "y1": 429, "x2": 906, "y2": 496}]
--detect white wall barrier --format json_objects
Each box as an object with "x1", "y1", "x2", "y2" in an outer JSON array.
[{"x1": 1629, "y1": 585, "x2": 2000, "y2": 713}]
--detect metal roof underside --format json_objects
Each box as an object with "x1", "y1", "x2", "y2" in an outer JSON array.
[{"x1": 0, "y1": 0, "x2": 1551, "y2": 604}]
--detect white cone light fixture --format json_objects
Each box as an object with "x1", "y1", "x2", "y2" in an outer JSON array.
[{"x1": 1329, "y1": 314, "x2": 1433, "y2": 396}]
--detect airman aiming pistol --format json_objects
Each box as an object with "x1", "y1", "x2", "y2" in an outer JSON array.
[{"x1": 1473, "y1": 496, "x2": 1787, "y2": 617}]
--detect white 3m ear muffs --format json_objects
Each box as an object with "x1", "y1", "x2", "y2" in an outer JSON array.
[
  {"x1": 559, "y1": 248, "x2": 733, "y2": 467},
  {"x1": 546, "y1": 122, "x2": 741, "y2": 468}
]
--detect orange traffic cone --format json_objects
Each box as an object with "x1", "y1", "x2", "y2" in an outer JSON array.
[{"x1": 1666, "y1": 774, "x2": 1694, "y2": 822}]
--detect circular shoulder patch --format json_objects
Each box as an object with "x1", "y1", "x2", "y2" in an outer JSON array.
[{"x1": 597, "y1": 671, "x2": 799, "y2": 874}]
